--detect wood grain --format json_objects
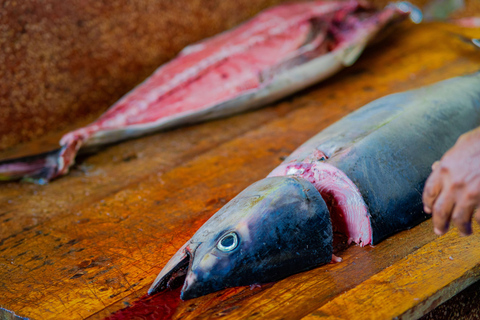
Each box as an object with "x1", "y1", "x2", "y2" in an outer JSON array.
[
  {"x1": 1, "y1": 21, "x2": 480, "y2": 320},
  {"x1": 303, "y1": 225, "x2": 480, "y2": 320}
]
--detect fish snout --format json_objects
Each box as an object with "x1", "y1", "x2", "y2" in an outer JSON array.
[{"x1": 148, "y1": 242, "x2": 201, "y2": 295}]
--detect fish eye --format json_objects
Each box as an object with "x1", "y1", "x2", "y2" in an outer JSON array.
[{"x1": 217, "y1": 232, "x2": 239, "y2": 252}]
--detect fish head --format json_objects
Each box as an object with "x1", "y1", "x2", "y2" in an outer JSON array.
[{"x1": 148, "y1": 176, "x2": 332, "y2": 300}]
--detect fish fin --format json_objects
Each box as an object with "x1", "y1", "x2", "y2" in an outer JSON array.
[
  {"x1": 330, "y1": 254, "x2": 343, "y2": 263},
  {"x1": 341, "y1": 41, "x2": 367, "y2": 67}
]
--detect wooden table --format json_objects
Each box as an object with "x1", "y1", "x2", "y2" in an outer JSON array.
[{"x1": 1, "y1": 21, "x2": 480, "y2": 320}]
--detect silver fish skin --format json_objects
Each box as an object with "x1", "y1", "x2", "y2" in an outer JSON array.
[
  {"x1": 149, "y1": 71, "x2": 480, "y2": 300},
  {"x1": 0, "y1": 1, "x2": 420, "y2": 183}
]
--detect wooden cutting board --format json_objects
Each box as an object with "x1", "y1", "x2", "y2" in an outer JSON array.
[{"x1": 0, "y1": 20, "x2": 479, "y2": 320}]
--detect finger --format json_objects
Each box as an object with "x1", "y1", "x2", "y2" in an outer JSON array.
[
  {"x1": 475, "y1": 207, "x2": 480, "y2": 226},
  {"x1": 451, "y1": 201, "x2": 476, "y2": 236},
  {"x1": 423, "y1": 169, "x2": 443, "y2": 214},
  {"x1": 432, "y1": 190, "x2": 456, "y2": 235}
]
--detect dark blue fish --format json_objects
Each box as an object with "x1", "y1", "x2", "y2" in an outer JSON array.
[{"x1": 150, "y1": 72, "x2": 480, "y2": 300}]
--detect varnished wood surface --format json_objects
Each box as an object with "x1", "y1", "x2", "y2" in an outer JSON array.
[
  {"x1": 1, "y1": 21, "x2": 480, "y2": 320},
  {"x1": 305, "y1": 225, "x2": 480, "y2": 320}
]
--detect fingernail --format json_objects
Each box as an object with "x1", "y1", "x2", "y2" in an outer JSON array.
[
  {"x1": 434, "y1": 228, "x2": 444, "y2": 236},
  {"x1": 461, "y1": 224, "x2": 472, "y2": 236},
  {"x1": 424, "y1": 206, "x2": 431, "y2": 214}
]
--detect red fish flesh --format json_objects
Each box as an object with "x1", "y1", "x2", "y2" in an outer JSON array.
[{"x1": 0, "y1": 0, "x2": 420, "y2": 183}]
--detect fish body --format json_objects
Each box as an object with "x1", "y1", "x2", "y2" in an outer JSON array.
[
  {"x1": 0, "y1": 0, "x2": 419, "y2": 182},
  {"x1": 270, "y1": 71, "x2": 480, "y2": 245},
  {"x1": 149, "y1": 72, "x2": 480, "y2": 300}
]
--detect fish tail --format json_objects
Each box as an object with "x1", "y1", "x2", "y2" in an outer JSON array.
[
  {"x1": 0, "y1": 135, "x2": 84, "y2": 184},
  {"x1": 0, "y1": 148, "x2": 62, "y2": 184}
]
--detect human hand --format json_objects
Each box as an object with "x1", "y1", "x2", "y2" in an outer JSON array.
[{"x1": 423, "y1": 127, "x2": 480, "y2": 236}]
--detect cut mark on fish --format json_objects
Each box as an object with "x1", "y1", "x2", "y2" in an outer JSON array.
[{"x1": 269, "y1": 161, "x2": 372, "y2": 247}]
